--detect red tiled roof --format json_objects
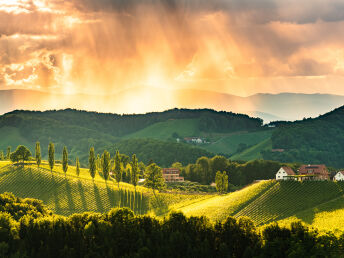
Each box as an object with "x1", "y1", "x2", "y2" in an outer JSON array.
[
  {"x1": 298, "y1": 164, "x2": 329, "y2": 175},
  {"x1": 281, "y1": 166, "x2": 295, "y2": 175}
]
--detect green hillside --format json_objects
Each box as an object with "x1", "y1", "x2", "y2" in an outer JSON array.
[
  {"x1": 124, "y1": 118, "x2": 200, "y2": 139},
  {"x1": 0, "y1": 164, "x2": 150, "y2": 216},
  {"x1": 176, "y1": 180, "x2": 344, "y2": 232},
  {"x1": 231, "y1": 138, "x2": 272, "y2": 161},
  {"x1": 264, "y1": 105, "x2": 344, "y2": 167},
  {"x1": 0, "y1": 108, "x2": 263, "y2": 166},
  {"x1": 204, "y1": 130, "x2": 273, "y2": 155}
]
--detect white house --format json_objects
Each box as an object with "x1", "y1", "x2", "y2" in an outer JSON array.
[
  {"x1": 276, "y1": 166, "x2": 296, "y2": 180},
  {"x1": 334, "y1": 171, "x2": 344, "y2": 181}
]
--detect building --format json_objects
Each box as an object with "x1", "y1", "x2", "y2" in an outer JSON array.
[
  {"x1": 162, "y1": 168, "x2": 184, "y2": 182},
  {"x1": 184, "y1": 137, "x2": 203, "y2": 144},
  {"x1": 275, "y1": 166, "x2": 296, "y2": 180},
  {"x1": 334, "y1": 171, "x2": 344, "y2": 181},
  {"x1": 298, "y1": 164, "x2": 329, "y2": 181}
]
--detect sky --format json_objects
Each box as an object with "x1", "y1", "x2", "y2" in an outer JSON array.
[{"x1": 1, "y1": 0, "x2": 344, "y2": 102}]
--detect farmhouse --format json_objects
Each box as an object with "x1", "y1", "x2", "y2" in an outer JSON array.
[
  {"x1": 162, "y1": 168, "x2": 184, "y2": 182},
  {"x1": 275, "y1": 166, "x2": 296, "y2": 180},
  {"x1": 298, "y1": 164, "x2": 329, "y2": 181},
  {"x1": 334, "y1": 171, "x2": 344, "y2": 181},
  {"x1": 184, "y1": 137, "x2": 203, "y2": 144}
]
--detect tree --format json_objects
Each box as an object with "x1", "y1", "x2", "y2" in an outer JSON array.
[
  {"x1": 6, "y1": 146, "x2": 11, "y2": 160},
  {"x1": 96, "y1": 154, "x2": 101, "y2": 173},
  {"x1": 130, "y1": 154, "x2": 139, "y2": 191},
  {"x1": 114, "y1": 150, "x2": 122, "y2": 188},
  {"x1": 144, "y1": 163, "x2": 165, "y2": 196},
  {"x1": 62, "y1": 146, "x2": 68, "y2": 175},
  {"x1": 10, "y1": 145, "x2": 31, "y2": 165},
  {"x1": 89, "y1": 147, "x2": 96, "y2": 180},
  {"x1": 0, "y1": 151, "x2": 4, "y2": 161},
  {"x1": 138, "y1": 161, "x2": 145, "y2": 178},
  {"x1": 101, "y1": 150, "x2": 111, "y2": 183},
  {"x1": 48, "y1": 143, "x2": 55, "y2": 172},
  {"x1": 76, "y1": 157, "x2": 80, "y2": 177},
  {"x1": 215, "y1": 171, "x2": 228, "y2": 194},
  {"x1": 35, "y1": 142, "x2": 41, "y2": 167},
  {"x1": 196, "y1": 157, "x2": 211, "y2": 184}
]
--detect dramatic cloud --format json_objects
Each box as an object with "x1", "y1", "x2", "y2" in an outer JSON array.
[{"x1": 1, "y1": 0, "x2": 344, "y2": 112}]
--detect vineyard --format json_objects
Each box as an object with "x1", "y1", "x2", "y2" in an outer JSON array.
[
  {"x1": 177, "y1": 180, "x2": 344, "y2": 232},
  {"x1": 0, "y1": 164, "x2": 150, "y2": 216},
  {"x1": 0, "y1": 162, "x2": 210, "y2": 217},
  {"x1": 2, "y1": 160, "x2": 344, "y2": 232}
]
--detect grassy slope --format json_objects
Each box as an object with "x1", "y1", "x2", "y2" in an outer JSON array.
[
  {"x1": 0, "y1": 163, "x2": 150, "y2": 216},
  {"x1": 0, "y1": 161, "x2": 210, "y2": 217},
  {"x1": 176, "y1": 180, "x2": 344, "y2": 232},
  {"x1": 123, "y1": 119, "x2": 200, "y2": 140},
  {"x1": 124, "y1": 118, "x2": 274, "y2": 159},
  {"x1": 203, "y1": 130, "x2": 274, "y2": 155},
  {"x1": 176, "y1": 180, "x2": 275, "y2": 221},
  {"x1": 276, "y1": 196, "x2": 344, "y2": 234},
  {"x1": 231, "y1": 138, "x2": 272, "y2": 161},
  {"x1": 0, "y1": 126, "x2": 32, "y2": 151}
]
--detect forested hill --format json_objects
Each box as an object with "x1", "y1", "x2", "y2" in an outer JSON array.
[
  {"x1": 0, "y1": 108, "x2": 261, "y2": 166},
  {"x1": 1, "y1": 108, "x2": 262, "y2": 137},
  {"x1": 263, "y1": 105, "x2": 344, "y2": 167}
]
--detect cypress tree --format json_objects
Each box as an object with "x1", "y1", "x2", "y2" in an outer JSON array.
[
  {"x1": 48, "y1": 143, "x2": 55, "y2": 172},
  {"x1": 101, "y1": 150, "x2": 111, "y2": 183},
  {"x1": 62, "y1": 146, "x2": 68, "y2": 175},
  {"x1": 114, "y1": 150, "x2": 122, "y2": 188},
  {"x1": 6, "y1": 146, "x2": 11, "y2": 160},
  {"x1": 89, "y1": 147, "x2": 96, "y2": 180},
  {"x1": 76, "y1": 157, "x2": 80, "y2": 177},
  {"x1": 0, "y1": 151, "x2": 4, "y2": 161},
  {"x1": 35, "y1": 142, "x2": 41, "y2": 167},
  {"x1": 96, "y1": 154, "x2": 101, "y2": 173},
  {"x1": 130, "y1": 154, "x2": 139, "y2": 191}
]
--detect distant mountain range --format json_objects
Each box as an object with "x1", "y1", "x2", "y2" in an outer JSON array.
[{"x1": 1, "y1": 89, "x2": 344, "y2": 122}]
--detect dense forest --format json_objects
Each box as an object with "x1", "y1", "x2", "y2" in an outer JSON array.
[
  {"x1": 0, "y1": 192, "x2": 342, "y2": 257},
  {"x1": 0, "y1": 108, "x2": 262, "y2": 166},
  {"x1": 263, "y1": 106, "x2": 344, "y2": 168}
]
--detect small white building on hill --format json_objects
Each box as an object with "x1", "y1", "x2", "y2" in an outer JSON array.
[
  {"x1": 276, "y1": 166, "x2": 296, "y2": 180},
  {"x1": 334, "y1": 171, "x2": 344, "y2": 181}
]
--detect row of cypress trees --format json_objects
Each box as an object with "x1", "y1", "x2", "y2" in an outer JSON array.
[{"x1": 33, "y1": 142, "x2": 140, "y2": 190}]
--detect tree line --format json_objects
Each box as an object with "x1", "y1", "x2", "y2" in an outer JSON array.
[
  {"x1": 175, "y1": 156, "x2": 299, "y2": 187},
  {"x1": 0, "y1": 192, "x2": 342, "y2": 257}
]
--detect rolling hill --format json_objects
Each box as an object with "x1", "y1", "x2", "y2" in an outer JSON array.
[
  {"x1": 0, "y1": 162, "x2": 150, "y2": 216},
  {"x1": 263, "y1": 105, "x2": 344, "y2": 168},
  {"x1": 0, "y1": 108, "x2": 263, "y2": 166},
  {"x1": 2, "y1": 160, "x2": 344, "y2": 232},
  {"x1": 0, "y1": 105, "x2": 343, "y2": 168},
  {"x1": 175, "y1": 180, "x2": 344, "y2": 232}
]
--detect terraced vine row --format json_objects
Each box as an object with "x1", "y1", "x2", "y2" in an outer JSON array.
[
  {"x1": 0, "y1": 165, "x2": 149, "y2": 216},
  {"x1": 234, "y1": 181, "x2": 344, "y2": 225}
]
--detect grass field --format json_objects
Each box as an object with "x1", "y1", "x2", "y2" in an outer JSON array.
[
  {"x1": 0, "y1": 126, "x2": 32, "y2": 151},
  {"x1": 203, "y1": 129, "x2": 274, "y2": 155},
  {"x1": 124, "y1": 119, "x2": 200, "y2": 140},
  {"x1": 231, "y1": 138, "x2": 272, "y2": 161}
]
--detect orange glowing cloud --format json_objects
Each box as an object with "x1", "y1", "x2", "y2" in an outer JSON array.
[{"x1": 1, "y1": 0, "x2": 344, "y2": 114}]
